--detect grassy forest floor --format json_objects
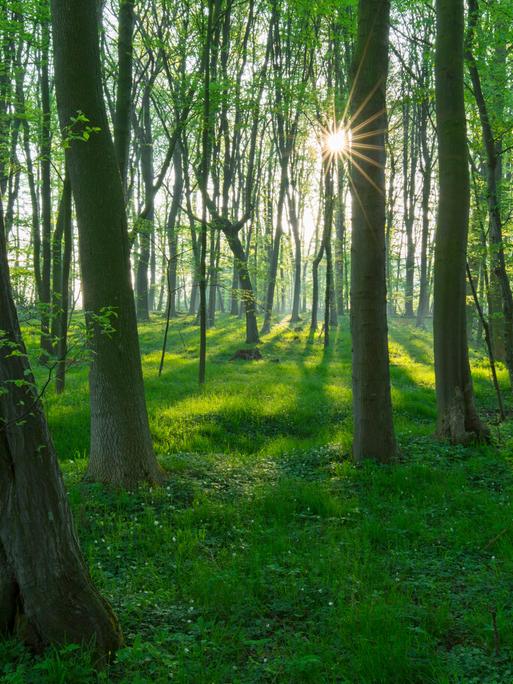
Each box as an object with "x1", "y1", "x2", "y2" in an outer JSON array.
[{"x1": 3, "y1": 315, "x2": 513, "y2": 683}]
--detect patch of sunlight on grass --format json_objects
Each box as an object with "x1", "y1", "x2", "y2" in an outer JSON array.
[{"x1": 21, "y1": 313, "x2": 509, "y2": 462}]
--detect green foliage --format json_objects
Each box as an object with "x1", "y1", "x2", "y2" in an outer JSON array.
[{"x1": 62, "y1": 111, "x2": 101, "y2": 149}]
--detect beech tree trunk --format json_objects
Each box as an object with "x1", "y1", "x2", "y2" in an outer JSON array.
[
  {"x1": 224, "y1": 228, "x2": 260, "y2": 344},
  {"x1": 166, "y1": 145, "x2": 183, "y2": 319},
  {"x1": 114, "y1": 0, "x2": 134, "y2": 187},
  {"x1": 416, "y1": 77, "x2": 432, "y2": 328},
  {"x1": 50, "y1": 170, "x2": 72, "y2": 393},
  {"x1": 0, "y1": 210, "x2": 122, "y2": 659},
  {"x1": 135, "y1": 86, "x2": 154, "y2": 322},
  {"x1": 261, "y1": 166, "x2": 286, "y2": 335},
  {"x1": 334, "y1": 160, "x2": 345, "y2": 316},
  {"x1": 350, "y1": 0, "x2": 397, "y2": 463},
  {"x1": 433, "y1": 0, "x2": 487, "y2": 442},
  {"x1": 288, "y1": 187, "x2": 302, "y2": 324},
  {"x1": 51, "y1": 0, "x2": 163, "y2": 487},
  {"x1": 39, "y1": 18, "x2": 52, "y2": 355},
  {"x1": 466, "y1": 0, "x2": 513, "y2": 392}
]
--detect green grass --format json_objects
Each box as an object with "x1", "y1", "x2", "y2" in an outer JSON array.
[{"x1": 3, "y1": 315, "x2": 513, "y2": 683}]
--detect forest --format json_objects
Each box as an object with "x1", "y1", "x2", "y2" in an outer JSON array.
[{"x1": 2, "y1": 0, "x2": 513, "y2": 681}]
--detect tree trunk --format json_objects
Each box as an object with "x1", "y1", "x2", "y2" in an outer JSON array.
[
  {"x1": 416, "y1": 82, "x2": 432, "y2": 328},
  {"x1": 0, "y1": 209, "x2": 122, "y2": 660},
  {"x1": 56, "y1": 173, "x2": 73, "y2": 394},
  {"x1": 324, "y1": 161, "x2": 335, "y2": 348},
  {"x1": 167, "y1": 145, "x2": 183, "y2": 319},
  {"x1": 288, "y1": 188, "x2": 302, "y2": 323},
  {"x1": 50, "y1": 170, "x2": 72, "y2": 393},
  {"x1": 402, "y1": 100, "x2": 417, "y2": 318},
  {"x1": 334, "y1": 160, "x2": 345, "y2": 316},
  {"x1": 466, "y1": 0, "x2": 513, "y2": 392},
  {"x1": 350, "y1": 0, "x2": 397, "y2": 463},
  {"x1": 114, "y1": 0, "x2": 134, "y2": 188},
  {"x1": 135, "y1": 86, "x2": 153, "y2": 322},
  {"x1": 39, "y1": 18, "x2": 52, "y2": 356},
  {"x1": 224, "y1": 228, "x2": 260, "y2": 343},
  {"x1": 261, "y1": 164, "x2": 287, "y2": 335},
  {"x1": 230, "y1": 257, "x2": 239, "y2": 315},
  {"x1": 52, "y1": 0, "x2": 163, "y2": 487},
  {"x1": 433, "y1": 0, "x2": 487, "y2": 443}
]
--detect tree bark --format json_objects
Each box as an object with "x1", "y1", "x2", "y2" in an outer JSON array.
[
  {"x1": 135, "y1": 86, "x2": 154, "y2": 322},
  {"x1": 433, "y1": 0, "x2": 487, "y2": 442},
  {"x1": 288, "y1": 187, "x2": 302, "y2": 323},
  {"x1": 54, "y1": 171, "x2": 73, "y2": 394},
  {"x1": 39, "y1": 17, "x2": 53, "y2": 355},
  {"x1": 0, "y1": 209, "x2": 122, "y2": 659},
  {"x1": 114, "y1": 0, "x2": 134, "y2": 187},
  {"x1": 416, "y1": 74, "x2": 432, "y2": 328},
  {"x1": 350, "y1": 0, "x2": 397, "y2": 463},
  {"x1": 465, "y1": 0, "x2": 513, "y2": 392},
  {"x1": 261, "y1": 164, "x2": 286, "y2": 335},
  {"x1": 166, "y1": 145, "x2": 183, "y2": 319},
  {"x1": 224, "y1": 228, "x2": 260, "y2": 343},
  {"x1": 51, "y1": 0, "x2": 163, "y2": 487}
]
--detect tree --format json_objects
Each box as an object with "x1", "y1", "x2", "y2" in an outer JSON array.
[
  {"x1": 465, "y1": 0, "x2": 513, "y2": 394},
  {"x1": 51, "y1": 0, "x2": 163, "y2": 486},
  {"x1": 114, "y1": 0, "x2": 135, "y2": 188},
  {"x1": 0, "y1": 210, "x2": 122, "y2": 659},
  {"x1": 349, "y1": 0, "x2": 397, "y2": 463},
  {"x1": 433, "y1": 0, "x2": 487, "y2": 442}
]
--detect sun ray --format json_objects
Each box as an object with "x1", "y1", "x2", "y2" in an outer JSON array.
[
  {"x1": 350, "y1": 108, "x2": 386, "y2": 136},
  {"x1": 349, "y1": 147, "x2": 383, "y2": 170},
  {"x1": 345, "y1": 78, "x2": 384, "y2": 131},
  {"x1": 348, "y1": 155, "x2": 384, "y2": 196},
  {"x1": 350, "y1": 128, "x2": 387, "y2": 142},
  {"x1": 350, "y1": 142, "x2": 383, "y2": 152},
  {"x1": 346, "y1": 171, "x2": 381, "y2": 247}
]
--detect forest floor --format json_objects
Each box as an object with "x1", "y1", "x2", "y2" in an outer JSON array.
[{"x1": 3, "y1": 316, "x2": 513, "y2": 683}]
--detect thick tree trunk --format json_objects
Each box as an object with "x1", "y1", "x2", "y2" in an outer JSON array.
[
  {"x1": 433, "y1": 0, "x2": 487, "y2": 443},
  {"x1": 0, "y1": 211, "x2": 122, "y2": 659},
  {"x1": 52, "y1": 0, "x2": 162, "y2": 487},
  {"x1": 350, "y1": 0, "x2": 397, "y2": 463}
]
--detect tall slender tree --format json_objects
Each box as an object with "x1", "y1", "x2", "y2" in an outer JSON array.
[
  {"x1": 51, "y1": 0, "x2": 163, "y2": 486},
  {"x1": 349, "y1": 0, "x2": 397, "y2": 463},
  {"x1": 433, "y1": 0, "x2": 487, "y2": 442}
]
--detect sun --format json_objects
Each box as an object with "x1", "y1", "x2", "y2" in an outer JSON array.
[
  {"x1": 322, "y1": 123, "x2": 352, "y2": 162},
  {"x1": 326, "y1": 128, "x2": 348, "y2": 155}
]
